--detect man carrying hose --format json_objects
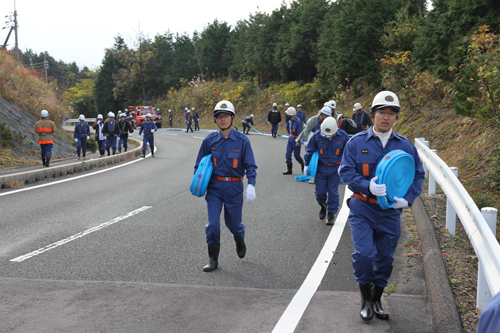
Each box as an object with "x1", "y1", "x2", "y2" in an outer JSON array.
[
  {"x1": 339, "y1": 91, "x2": 424, "y2": 322},
  {"x1": 304, "y1": 117, "x2": 349, "y2": 225},
  {"x1": 194, "y1": 100, "x2": 257, "y2": 272}
]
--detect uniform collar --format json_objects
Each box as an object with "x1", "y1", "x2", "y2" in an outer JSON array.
[
  {"x1": 215, "y1": 128, "x2": 236, "y2": 141},
  {"x1": 366, "y1": 126, "x2": 399, "y2": 142}
]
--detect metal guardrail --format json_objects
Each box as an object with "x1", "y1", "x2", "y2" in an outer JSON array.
[
  {"x1": 415, "y1": 138, "x2": 500, "y2": 310},
  {"x1": 66, "y1": 118, "x2": 97, "y2": 125}
]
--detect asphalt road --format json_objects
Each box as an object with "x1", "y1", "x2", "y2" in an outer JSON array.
[{"x1": 0, "y1": 128, "x2": 432, "y2": 332}]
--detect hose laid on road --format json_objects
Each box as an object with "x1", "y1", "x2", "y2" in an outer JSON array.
[
  {"x1": 190, "y1": 154, "x2": 213, "y2": 197},
  {"x1": 375, "y1": 149, "x2": 415, "y2": 209},
  {"x1": 250, "y1": 125, "x2": 289, "y2": 138}
]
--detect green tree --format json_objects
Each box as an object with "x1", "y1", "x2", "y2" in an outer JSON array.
[
  {"x1": 63, "y1": 71, "x2": 97, "y2": 117},
  {"x1": 195, "y1": 19, "x2": 232, "y2": 79}
]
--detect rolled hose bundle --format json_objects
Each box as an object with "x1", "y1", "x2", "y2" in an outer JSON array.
[
  {"x1": 306, "y1": 151, "x2": 319, "y2": 178},
  {"x1": 375, "y1": 150, "x2": 415, "y2": 210},
  {"x1": 190, "y1": 154, "x2": 214, "y2": 197}
]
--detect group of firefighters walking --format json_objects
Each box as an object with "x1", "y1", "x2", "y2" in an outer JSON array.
[
  {"x1": 35, "y1": 92, "x2": 429, "y2": 324},
  {"x1": 191, "y1": 92, "x2": 425, "y2": 324}
]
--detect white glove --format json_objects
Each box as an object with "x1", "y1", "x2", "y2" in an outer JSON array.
[
  {"x1": 245, "y1": 184, "x2": 256, "y2": 203},
  {"x1": 87, "y1": 136, "x2": 90, "y2": 140},
  {"x1": 151, "y1": 129, "x2": 155, "y2": 133},
  {"x1": 393, "y1": 196, "x2": 408, "y2": 209},
  {"x1": 129, "y1": 133, "x2": 132, "y2": 137},
  {"x1": 369, "y1": 176, "x2": 387, "y2": 197},
  {"x1": 279, "y1": 122, "x2": 281, "y2": 125},
  {"x1": 304, "y1": 166, "x2": 308, "y2": 176},
  {"x1": 138, "y1": 135, "x2": 141, "y2": 139},
  {"x1": 74, "y1": 138, "x2": 78, "y2": 142},
  {"x1": 303, "y1": 141, "x2": 308, "y2": 148},
  {"x1": 268, "y1": 121, "x2": 270, "y2": 124}
]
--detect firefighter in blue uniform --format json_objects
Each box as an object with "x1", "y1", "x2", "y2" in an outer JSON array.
[
  {"x1": 477, "y1": 291, "x2": 500, "y2": 333},
  {"x1": 304, "y1": 117, "x2": 349, "y2": 225},
  {"x1": 194, "y1": 100, "x2": 257, "y2": 272},
  {"x1": 339, "y1": 91, "x2": 424, "y2": 322},
  {"x1": 168, "y1": 110, "x2": 173, "y2": 127},
  {"x1": 102, "y1": 112, "x2": 121, "y2": 156},
  {"x1": 267, "y1": 103, "x2": 281, "y2": 138},
  {"x1": 296, "y1": 104, "x2": 306, "y2": 127},
  {"x1": 283, "y1": 107, "x2": 304, "y2": 175},
  {"x1": 74, "y1": 114, "x2": 90, "y2": 160},
  {"x1": 185, "y1": 108, "x2": 193, "y2": 133},
  {"x1": 138, "y1": 113, "x2": 157, "y2": 158},
  {"x1": 118, "y1": 113, "x2": 134, "y2": 153}
]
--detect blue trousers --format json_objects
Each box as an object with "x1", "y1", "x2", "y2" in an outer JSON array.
[
  {"x1": 285, "y1": 137, "x2": 303, "y2": 164},
  {"x1": 40, "y1": 143, "x2": 53, "y2": 158},
  {"x1": 169, "y1": 119, "x2": 173, "y2": 127},
  {"x1": 242, "y1": 123, "x2": 251, "y2": 132},
  {"x1": 118, "y1": 136, "x2": 128, "y2": 149},
  {"x1": 205, "y1": 178, "x2": 245, "y2": 245},
  {"x1": 348, "y1": 196, "x2": 402, "y2": 287},
  {"x1": 106, "y1": 136, "x2": 117, "y2": 152},
  {"x1": 142, "y1": 135, "x2": 154, "y2": 152},
  {"x1": 194, "y1": 120, "x2": 199, "y2": 130},
  {"x1": 186, "y1": 122, "x2": 192, "y2": 131},
  {"x1": 271, "y1": 123, "x2": 279, "y2": 134},
  {"x1": 315, "y1": 164, "x2": 341, "y2": 214},
  {"x1": 76, "y1": 136, "x2": 87, "y2": 156}
]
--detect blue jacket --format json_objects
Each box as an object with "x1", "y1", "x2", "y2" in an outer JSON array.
[
  {"x1": 305, "y1": 129, "x2": 349, "y2": 166},
  {"x1": 139, "y1": 121, "x2": 157, "y2": 135},
  {"x1": 74, "y1": 123, "x2": 90, "y2": 138},
  {"x1": 339, "y1": 127, "x2": 424, "y2": 205},
  {"x1": 297, "y1": 110, "x2": 306, "y2": 124},
  {"x1": 195, "y1": 129, "x2": 258, "y2": 186},
  {"x1": 288, "y1": 116, "x2": 303, "y2": 139}
]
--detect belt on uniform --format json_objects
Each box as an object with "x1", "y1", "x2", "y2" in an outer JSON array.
[
  {"x1": 320, "y1": 161, "x2": 341, "y2": 166},
  {"x1": 212, "y1": 175, "x2": 244, "y2": 182},
  {"x1": 145, "y1": 134, "x2": 154, "y2": 136},
  {"x1": 290, "y1": 135, "x2": 298, "y2": 138},
  {"x1": 354, "y1": 193, "x2": 378, "y2": 204}
]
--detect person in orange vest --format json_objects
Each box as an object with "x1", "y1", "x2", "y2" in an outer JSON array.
[{"x1": 34, "y1": 109, "x2": 56, "y2": 167}]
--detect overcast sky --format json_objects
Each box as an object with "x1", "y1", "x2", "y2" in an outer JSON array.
[{"x1": 0, "y1": 0, "x2": 289, "y2": 70}]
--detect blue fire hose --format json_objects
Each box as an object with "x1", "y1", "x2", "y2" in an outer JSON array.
[
  {"x1": 375, "y1": 150, "x2": 415, "y2": 209},
  {"x1": 306, "y1": 151, "x2": 319, "y2": 178},
  {"x1": 190, "y1": 154, "x2": 214, "y2": 197}
]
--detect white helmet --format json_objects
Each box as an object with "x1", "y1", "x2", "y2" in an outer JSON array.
[
  {"x1": 185, "y1": 107, "x2": 188, "y2": 111},
  {"x1": 146, "y1": 113, "x2": 152, "y2": 118},
  {"x1": 79, "y1": 114, "x2": 85, "y2": 121},
  {"x1": 285, "y1": 103, "x2": 289, "y2": 107},
  {"x1": 321, "y1": 117, "x2": 338, "y2": 138},
  {"x1": 192, "y1": 107, "x2": 195, "y2": 110},
  {"x1": 120, "y1": 113, "x2": 126, "y2": 118},
  {"x1": 324, "y1": 102, "x2": 328, "y2": 107},
  {"x1": 187, "y1": 110, "x2": 191, "y2": 113},
  {"x1": 168, "y1": 109, "x2": 171, "y2": 112},
  {"x1": 297, "y1": 104, "x2": 302, "y2": 108},
  {"x1": 320, "y1": 106, "x2": 332, "y2": 117},
  {"x1": 125, "y1": 108, "x2": 128, "y2": 112},
  {"x1": 353, "y1": 102, "x2": 363, "y2": 111},
  {"x1": 285, "y1": 107, "x2": 297, "y2": 116},
  {"x1": 97, "y1": 114, "x2": 103, "y2": 119},
  {"x1": 327, "y1": 100, "x2": 336, "y2": 109},
  {"x1": 371, "y1": 91, "x2": 400, "y2": 114},
  {"x1": 250, "y1": 114, "x2": 254, "y2": 117},
  {"x1": 272, "y1": 103, "x2": 277, "y2": 107},
  {"x1": 41, "y1": 110, "x2": 49, "y2": 118},
  {"x1": 213, "y1": 100, "x2": 235, "y2": 116},
  {"x1": 108, "y1": 112, "x2": 115, "y2": 118},
  {"x1": 157, "y1": 108, "x2": 160, "y2": 111}
]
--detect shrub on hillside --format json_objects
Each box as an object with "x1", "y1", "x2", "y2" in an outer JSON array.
[
  {"x1": 0, "y1": 51, "x2": 69, "y2": 123},
  {"x1": 0, "y1": 122, "x2": 13, "y2": 147}
]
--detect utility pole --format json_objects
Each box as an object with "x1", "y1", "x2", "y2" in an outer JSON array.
[
  {"x1": 13, "y1": 0, "x2": 19, "y2": 59},
  {"x1": 44, "y1": 52, "x2": 49, "y2": 83}
]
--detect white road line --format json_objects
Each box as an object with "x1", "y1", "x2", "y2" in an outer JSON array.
[
  {"x1": 10, "y1": 206, "x2": 152, "y2": 263},
  {"x1": 193, "y1": 136, "x2": 205, "y2": 140},
  {"x1": 272, "y1": 188, "x2": 352, "y2": 333},
  {"x1": 162, "y1": 133, "x2": 178, "y2": 135},
  {"x1": 0, "y1": 147, "x2": 157, "y2": 197}
]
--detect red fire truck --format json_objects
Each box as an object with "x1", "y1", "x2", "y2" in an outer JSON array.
[{"x1": 128, "y1": 106, "x2": 162, "y2": 128}]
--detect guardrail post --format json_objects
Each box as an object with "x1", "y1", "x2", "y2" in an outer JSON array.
[
  {"x1": 477, "y1": 207, "x2": 498, "y2": 311},
  {"x1": 445, "y1": 167, "x2": 459, "y2": 236},
  {"x1": 428, "y1": 149, "x2": 437, "y2": 195},
  {"x1": 423, "y1": 141, "x2": 430, "y2": 178}
]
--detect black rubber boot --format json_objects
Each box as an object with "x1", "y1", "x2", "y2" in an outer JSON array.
[
  {"x1": 42, "y1": 157, "x2": 46, "y2": 166},
  {"x1": 141, "y1": 151, "x2": 146, "y2": 158},
  {"x1": 300, "y1": 161, "x2": 305, "y2": 173},
  {"x1": 107, "y1": 149, "x2": 110, "y2": 156},
  {"x1": 78, "y1": 154, "x2": 80, "y2": 160},
  {"x1": 319, "y1": 203, "x2": 327, "y2": 220},
  {"x1": 326, "y1": 212, "x2": 335, "y2": 225},
  {"x1": 152, "y1": 152, "x2": 155, "y2": 158},
  {"x1": 124, "y1": 148, "x2": 127, "y2": 152},
  {"x1": 372, "y1": 284, "x2": 389, "y2": 320},
  {"x1": 45, "y1": 157, "x2": 50, "y2": 167},
  {"x1": 112, "y1": 151, "x2": 116, "y2": 155},
  {"x1": 236, "y1": 240, "x2": 246, "y2": 258},
  {"x1": 83, "y1": 154, "x2": 86, "y2": 160},
  {"x1": 203, "y1": 244, "x2": 220, "y2": 272},
  {"x1": 359, "y1": 283, "x2": 374, "y2": 321},
  {"x1": 118, "y1": 148, "x2": 121, "y2": 154},
  {"x1": 283, "y1": 163, "x2": 293, "y2": 175}
]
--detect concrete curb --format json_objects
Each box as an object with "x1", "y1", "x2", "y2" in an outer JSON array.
[
  {"x1": 0, "y1": 138, "x2": 143, "y2": 188},
  {"x1": 412, "y1": 196, "x2": 463, "y2": 333}
]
